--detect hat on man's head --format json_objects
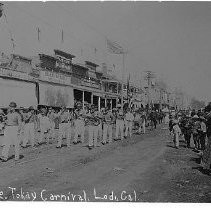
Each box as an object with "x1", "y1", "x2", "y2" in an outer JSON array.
[
  {"x1": 9, "y1": 101, "x2": 17, "y2": 108},
  {"x1": 117, "y1": 104, "x2": 121, "y2": 108},
  {"x1": 193, "y1": 115, "x2": 199, "y2": 119}
]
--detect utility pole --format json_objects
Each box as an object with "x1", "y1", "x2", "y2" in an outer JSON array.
[{"x1": 144, "y1": 70, "x2": 155, "y2": 110}]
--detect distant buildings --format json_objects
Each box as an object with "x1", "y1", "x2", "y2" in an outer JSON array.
[{"x1": 0, "y1": 50, "x2": 191, "y2": 110}]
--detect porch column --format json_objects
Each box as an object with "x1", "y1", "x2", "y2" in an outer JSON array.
[
  {"x1": 98, "y1": 96, "x2": 101, "y2": 111},
  {"x1": 91, "y1": 93, "x2": 93, "y2": 105},
  {"x1": 82, "y1": 91, "x2": 84, "y2": 110}
]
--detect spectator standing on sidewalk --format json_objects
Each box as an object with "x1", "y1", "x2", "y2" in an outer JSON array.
[
  {"x1": 199, "y1": 116, "x2": 207, "y2": 151},
  {"x1": 183, "y1": 115, "x2": 193, "y2": 148},
  {"x1": 192, "y1": 115, "x2": 201, "y2": 151},
  {"x1": 201, "y1": 107, "x2": 211, "y2": 174},
  {"x1": 172, "y1": 119, "x2": 181, "y2": 149}
]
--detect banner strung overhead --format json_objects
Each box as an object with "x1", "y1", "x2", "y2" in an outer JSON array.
[
  {"x1": 39, "y1": 82, "x2": 74, "y2": 108},
  {"x1": 0, "y1": 78, "x2": 37, "y2": 108}
]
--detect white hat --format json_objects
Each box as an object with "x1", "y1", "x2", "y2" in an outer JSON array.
[
  {"x1": 193, "y1": 115, "x2": 199, "y2": 119},
  {"x1": 117, "y1": 104, "x2": 121, "y2": 108}
]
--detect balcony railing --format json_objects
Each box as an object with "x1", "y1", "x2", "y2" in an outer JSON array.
[{"x1": 71, "y1": 72, "x2": 102, "y2": 89}]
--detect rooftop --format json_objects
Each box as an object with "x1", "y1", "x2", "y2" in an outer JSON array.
[
  {"x1": 85, "y1": 61, "x2": 99, "y2": 68},
  {"x1": 54, "y1": 49, "x2": 75, "y2": 60}
]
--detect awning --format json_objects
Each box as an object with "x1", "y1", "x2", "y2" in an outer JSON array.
[
  {"x1": 0, "y1": 78, "x2": 37, "y2": 108},
  {"x1": 39, "y1": 82, "x2": 74, "y2": 108}
]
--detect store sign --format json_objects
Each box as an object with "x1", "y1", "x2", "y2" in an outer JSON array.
[
  {"x1": 0, "y1": 67, "x2": 33, "y2": 80},
  {"x1": 81, "y1": 78, "x2": 101, "y2": 89},
  {"x1": 71, "y1": 75, "x2": 101, "y2": 89},
  {"x1": 40, "y1": 71, "x2": 71, "y2": 85}
]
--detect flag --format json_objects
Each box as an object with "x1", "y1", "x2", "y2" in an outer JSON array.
[
  {"x1": 106, "y1": 39, "x2": 125, "y2": 54},
  {"x1": 0, "y1": 3, "x2": 3, "y2": 18}
]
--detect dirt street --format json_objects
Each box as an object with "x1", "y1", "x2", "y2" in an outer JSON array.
[{"x1": 0, "y1": 124, "x2": 210, "y2": 202}]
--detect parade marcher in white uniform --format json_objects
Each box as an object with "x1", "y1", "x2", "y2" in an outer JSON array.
[
  {"x1": 73, "y1": 107, "x2": 86, "y2": 144},
  {"x1": 56, "y1": 107, "x2": 72, "y2": 148},
  {"x1": 85, "y1": 105, "x2": 100, "y2": 150},
  {"x1": 47, "y1": 107, "x2": 56, "y2": 141},
  {"x1": 19, "y1": 107, "x2": 27, "y2": 145},
  {"x1": 124, "y1": 108, "x2": 134, "y2": 138},
  {"x1": 172, "y1": 119, "x2": 181, "y2": 149},
  {"x1": 1, "y1": 102, "x2": 22, "y2": 162},
  {"x1": 22, "y1": 106, "x2": 37, "y2": 148},
  {"x1": 38, "y1": 108, "x2": 51, "y2": 145},
  {"x1": 95, "y1": 108, "x2": 103, "y2": 141},
  {"x1": 102, "y1": 107, "x2": 114, "y2": 144},
  {"x1": 115, "y1": 104, "x2": 125, "y2": 141}
]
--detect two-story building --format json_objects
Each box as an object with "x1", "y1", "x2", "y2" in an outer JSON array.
[{"x1": 0, "y1": 53, "x2": 38, "y2": 108}]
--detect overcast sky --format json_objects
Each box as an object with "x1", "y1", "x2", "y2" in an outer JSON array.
[{"x1": 0, "y1": 2, "x2": 211, "y2": 103}]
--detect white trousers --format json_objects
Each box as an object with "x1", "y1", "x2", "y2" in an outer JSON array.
[
  {"x1": 173, "y1": 133, "x2": 179, "y2": 147},
  {"x1": 74, "y1": 119, "x2": 85, "y2": 143},
  {"x1": 49, "y1": 121, "x2": 55, "y2": 139},
  {"x1": 23, "y1": 123, "x2": 35, "y2": 147},
  {"x1": 88, "y1": 125, "x2": 98, "y2": 147},
  {"x1": 57, "y1": 123, "x2": 71, "y2": 147},
  {"x1": 103, "y1": 124, "x2": 113, "y2": 143},
  {"x1": 39, "y1": 126, "x2": 49, "y2": 144},
  {"x1": 97, "y1": 122, "x2": 103, "y2": 140},
  {"x1": 19, "y1": 122, "x2": 25, "y2": 145},
  {"x1": 115, "y1": 120, "x2": 124, "y2": 140},
  {"x1": 2, "y1": 126, "x2": 20, "y2": 160},
  {"x1": 125, "y1": 121, "x2": 133, "y2": 137}
]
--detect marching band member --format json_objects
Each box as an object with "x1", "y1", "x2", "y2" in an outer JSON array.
[
  {"x1": 1, "y1": 102, "x2": 22, "y2": 162},
  {"x1": 102, "y1": 107, "x2": 114, "y2": 144},
  {"x1": 19, "y1": 107, "x2": 27, "y2": 145},
  {"x1": 47, "y1": 107, "x2": 56, "y2": 141},
  {"x1": 22, "y1": 106, "x2": 37, "y2": 148},
  {"x1": 85, "y1": 105, "x2": 100, "y2": 150},
  {"x1": 114, "y1": 104, "x2": 125, "y2": 141},
  {"x1": 124, "y1": 108, "x2": 134, "y2": 138},
  {"x1": 73, "y1": 106, "x2": 86, "y2": 145},
  {"x1": 38, "y1": 107, "x2": 51, "y2": 145},
  {"x1": 95, "y1": 108, "x2": 103, "y2": 141},
  {"x1": 53, "y1": 109, "x2": 60, "y2": 141},
  {"x1": 56, "y1": 107, "x2": 72, "y2": 148}
]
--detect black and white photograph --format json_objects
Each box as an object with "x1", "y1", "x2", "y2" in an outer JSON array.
[{"x1": 0, "y1": 1, "x2": 211, "y2": 204}]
